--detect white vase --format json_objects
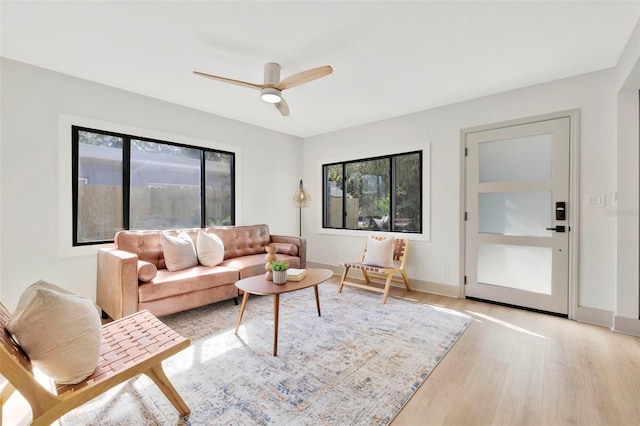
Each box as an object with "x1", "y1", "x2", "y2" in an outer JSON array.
[{"x1": 272, "y1": 270, "x2": 287, "y2": 284}]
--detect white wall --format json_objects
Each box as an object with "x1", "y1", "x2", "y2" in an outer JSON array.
[
  {"x1": 304, "y1": 69, "x2": 618, "y2": 314},
  {"x1": 0, "y1": 58, "x2": 303, "y2": 310},
  {"x1": 615, "y1": 19, "x2": 640, "y2": 331}
]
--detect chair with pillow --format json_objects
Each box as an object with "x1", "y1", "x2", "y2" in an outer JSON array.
[
  {"x1": 1, "y1": 281, "x2": 190, "y2": 425},
  {"x1": 338, "y1": 236, "x2": 411, "y2": 303}
]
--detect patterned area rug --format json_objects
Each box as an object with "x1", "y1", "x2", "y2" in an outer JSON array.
[{"x1": 61, "y1": 284, "x2": 472, "y2": 425}]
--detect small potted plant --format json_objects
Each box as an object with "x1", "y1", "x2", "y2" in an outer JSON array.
[{"x1": 270, "y1": 260, "x2": 290, "y2": 284}]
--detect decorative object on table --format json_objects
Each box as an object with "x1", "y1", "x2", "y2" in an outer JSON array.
[
  {"x1": 264, "y1": 246, "x2": 278, "y2": 281},
  {"x1": 59, "y1": 289, "x2": 472, "y2": 425},
  {"x1": 270, "y1": 260, "x2": 290, "y2": 284},
  {"x1": 292, "y1": 179, "x2": 311, "y2": 236},
  {"x1": 286, "y1": 268, "x2": 307, "y2": 281}
]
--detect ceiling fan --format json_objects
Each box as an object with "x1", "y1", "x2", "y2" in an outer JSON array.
[{"x1": 193, "y1": 63, "x2": 333, "y2": 116}]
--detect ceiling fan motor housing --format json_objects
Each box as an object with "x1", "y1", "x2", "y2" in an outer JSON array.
[
  {"x1": 264, "y1": 62, "x2": 281, "y2": 84},
  {"x1": 261, "y1": 63, "x2": 283, "y2": 103}
]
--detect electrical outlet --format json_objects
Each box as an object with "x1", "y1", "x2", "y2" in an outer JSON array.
[{"x1": 443, "y1": 267, "x2": 450, "y2": 277}]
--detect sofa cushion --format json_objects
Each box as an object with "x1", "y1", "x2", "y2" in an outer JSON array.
[
  {"x1": 6, "y1": 280, "x2": 101, "y2": 384},
  {"x1": 268, "y1": 242, "x2": 299, "y2": 256},
  {"x1": 197, "y1": 229, "x2": 225, "y2": 267},
  {"x1": 220, "y1": 253, "x2": 301, "y2": 279},
  {"x1": 138, "y1": 265, "x2": 239, "y2": 302},
  {"x1": 208, "y1": 224, "x2": 271, "y2": 259},
  {"x1": 115, "y1": 230, "x2": 165, "y2": 269},
  {"x1": 137, "y1": 260, "x2": 158, "y2": 282},
  {"x1": 161, "y1": 232, "x2": 198, "y2": 272}
]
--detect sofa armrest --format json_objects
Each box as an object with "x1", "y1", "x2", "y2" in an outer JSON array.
[
  {"x1": 270, "y1": 235, "x2": 306, "y2": 269},
  {"x1": 96, "y1": 248, "x2": 139, "y2": 320}
]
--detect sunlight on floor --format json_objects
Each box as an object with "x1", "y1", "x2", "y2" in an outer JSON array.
[
  {"x1": 180, "y1": 329, "x2": 246, "y2": 373},
  {"x1": 465, "y1": 310, "x2": 548, "y2": 338}
]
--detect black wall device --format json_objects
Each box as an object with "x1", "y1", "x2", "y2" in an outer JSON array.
[{"x1": 556, "y1": 202, "x2": 566, "y2": 221}]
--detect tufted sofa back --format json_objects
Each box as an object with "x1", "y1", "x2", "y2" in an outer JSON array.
[
  {"x1": 114, "y1": 224, "x2": 272, "y2": 269},
  {"x1": 205, "y1": 224, "x2": 271, "y2": 260}
]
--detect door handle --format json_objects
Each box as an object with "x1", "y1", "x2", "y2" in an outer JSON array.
[{"x1": 546, "y1": 226, "x2": 566, "y2": 233}]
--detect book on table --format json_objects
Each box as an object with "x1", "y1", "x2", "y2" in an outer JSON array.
[{"x1": 286, "y1": 268, "x2": 307, "y2": 281}]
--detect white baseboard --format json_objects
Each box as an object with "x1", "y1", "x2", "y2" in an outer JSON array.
[
  {"x1": 576, "y1": 306, "x2": 613, "y2": 328},
  {"x1": 307, "y1": 261, "x2": 460, "y2": 298},
  {"x1": 613, "y1": 316, "x2": 640, "y2": 337}
]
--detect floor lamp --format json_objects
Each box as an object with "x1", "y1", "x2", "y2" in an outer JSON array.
[{"x1": 293, "y1": 179, "x2": 311, "y2": 236}]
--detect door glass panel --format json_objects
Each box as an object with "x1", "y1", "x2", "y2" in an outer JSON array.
[
  {"x1": 479, "y1": 191, "x2": 552, "y2": 237},
  {"x1": 477, "y1": 243, "x2": 552, "y2": 294},
  {"x1": 479, "y1": 133, "x2": 552, "y2": 183}
]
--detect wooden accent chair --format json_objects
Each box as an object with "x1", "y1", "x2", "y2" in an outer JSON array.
[
  {"x1": 0, "y1": 304, "x2": 190, "y2": 425},
  {"x1": 338, "y1": 236, "x2": 412, "y2": 303}
]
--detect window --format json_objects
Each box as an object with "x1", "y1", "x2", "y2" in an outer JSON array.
[
  {"x1": 323, "y1": 151, "x2": 422, "y2": 233},
  {"x1": 72, "y1": 126, "x2": 234, "y2": 245}
]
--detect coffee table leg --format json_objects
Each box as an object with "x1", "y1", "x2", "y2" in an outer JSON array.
[
  {"x1": 235, "y1": 291, "x2": 250, "y2": 335},
  {"x1": 314, "y1": 285, "x2": 321, "y2": 317},
  {"x1": 273, "y1": 294, "x2": 280, "y2": 356}
]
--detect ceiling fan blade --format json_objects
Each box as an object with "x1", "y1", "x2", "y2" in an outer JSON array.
[
  {"x1": 275, "y1": 65, "x2": 333, "y2": 91},
  {"x1": 275, "y1": 98, "x2": 290, "y2": 117},
  {"x1": 193, "y1": 71, "x2": 266, "y2": 90}
]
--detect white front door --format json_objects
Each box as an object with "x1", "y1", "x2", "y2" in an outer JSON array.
[{"x1": 464, "y1": 117, "x2": 571, "y2": 315}]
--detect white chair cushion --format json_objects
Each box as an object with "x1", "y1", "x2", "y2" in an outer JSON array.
[
  {"x1": 362, "y1": 236, "x2": 394, "y2": 268},
  {"x1": 6, "y1": 280, "x2": 101, "y2": 384}
]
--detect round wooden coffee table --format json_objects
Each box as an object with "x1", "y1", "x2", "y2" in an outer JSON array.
[{"x1": 234, "y1": 268, "x2": 333, "y2": 356}]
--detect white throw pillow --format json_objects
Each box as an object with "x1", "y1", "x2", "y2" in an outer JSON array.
[
  {"x1": 362, "y1": 237, "x2": 394, "y2": 268},
  {"x1": 6, "y1": 280, "x2": 101, "y2": 384},
  {"x1": 196, "y1": 229, "x2": 225, "y2": 266},
  {"x1": 161, "y1": 232, "x2": 198, "y2": 272}
]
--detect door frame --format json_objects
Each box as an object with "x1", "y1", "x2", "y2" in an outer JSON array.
[{"x1": 459, "y1": 109, "x2": 580, "y2": 320}]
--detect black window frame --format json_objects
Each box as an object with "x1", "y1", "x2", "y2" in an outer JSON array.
[
  {"x1": 322, "y1": 150, "x2": 423, "y2": 234},
  {"x1": 72, "y1": 125, "x2": 235, "y2": 246}
]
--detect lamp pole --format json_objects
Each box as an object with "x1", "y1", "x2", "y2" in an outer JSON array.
[{"x1": 293, "y1": 179, "x2": 310, "y2": 237}]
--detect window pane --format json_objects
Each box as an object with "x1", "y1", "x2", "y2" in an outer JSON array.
[
  {"x1": 77, "y1": 131, "x2": 124, "y2": 243},
  {"x1": 478, "y1": 243, "x2": 552, "y2": 294},
  {"x1": 346, "y1": 159, "x2": 389, "y2": 230},
  {"x1": 478, "y1": 191, "x2": 552, "y2": 236},
  {"x1": 324, "y1": 164, "x2": 344, "y2": 228},
  {"x1": 130, "y1": 140, "x2": 201, "y2": 229},
  {"x1": 205, "y1": 151, "x2": 233, "y2": 226},
  {"x1": 479, "y1": 133, "x2": 552, "y2": 183},
  {"x1": 394, "y1": 152, "x2": 421, "y2": 232}
]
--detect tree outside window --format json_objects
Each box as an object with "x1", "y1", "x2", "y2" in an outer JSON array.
[{"x1": 323, "y1": 151, "x2": 422, "y2": 233}]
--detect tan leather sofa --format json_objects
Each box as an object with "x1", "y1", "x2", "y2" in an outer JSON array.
[{"x1": 97, "y1": 224, "x2": 305, "y2": 320}]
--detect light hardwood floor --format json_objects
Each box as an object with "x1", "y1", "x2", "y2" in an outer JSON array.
[{"x1": 386, "y1": 286, "x2": 640, "y2": 426}]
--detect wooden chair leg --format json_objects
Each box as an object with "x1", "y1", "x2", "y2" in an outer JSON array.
[
  {"x1": 0, "y1": 380, "x2": 16, "y2": 426},
  {"x1": 338, "y1": 266, "x2": 350, "y2": 293},
  {"x1": 145, "y1": 363, "x2": 190, "y2": 417},
  {"x1": 382, "y1": 274, "x2": 394, "y2": 304},
  {"x1": 361, "y1": 269, "x2": 371, "y2": 284},
  {"x1": 401, "y1": 271, "x2": 412, "y2": 291}
]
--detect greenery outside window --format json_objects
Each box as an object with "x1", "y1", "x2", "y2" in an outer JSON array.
[
  {"x1": 72, "y1": 126, "x2": 235, "y2": 246},
  {"x1": 323, "y1": 151, "x2": 422, "y2": 233}
]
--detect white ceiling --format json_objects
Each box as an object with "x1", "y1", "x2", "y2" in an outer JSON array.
[{"x1": 1, "y1": 1, "x2": 639, "y2": 138}]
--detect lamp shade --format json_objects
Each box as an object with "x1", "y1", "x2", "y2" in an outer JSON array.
[{"x1": 293, "y1": 179, "x2": 311, "y2": 208}]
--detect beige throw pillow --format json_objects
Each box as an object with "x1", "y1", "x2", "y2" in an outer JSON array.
[
  {"x1": 197, "y1": 229, "x2": 225, "y2": 266},
  {"x1": 161, "y1": 232, "x2": 198, "y2": 272},
  {"x1": 362, "y1": 237, "x2": 394, "y2": 268},
  {"x1": 6, "y1": 280, "x2": 102, "y2": 384}
]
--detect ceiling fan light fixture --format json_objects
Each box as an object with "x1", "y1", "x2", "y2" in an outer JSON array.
[{"x1": 260, "y1": 87, "x2": 282, "y2": 104}]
